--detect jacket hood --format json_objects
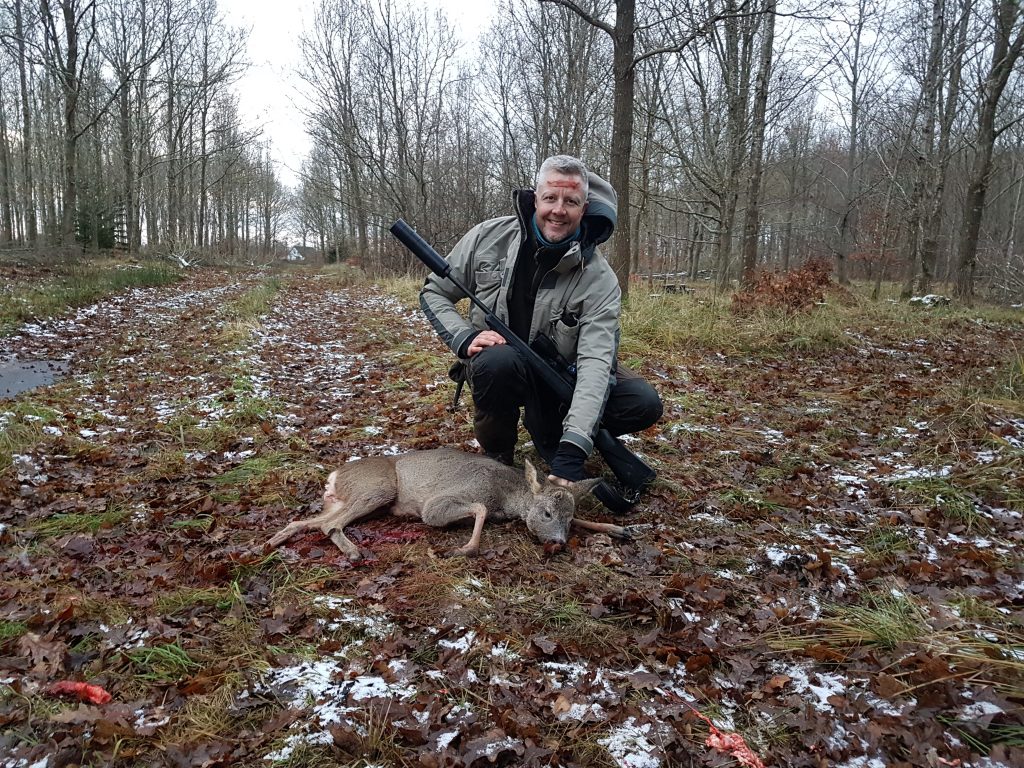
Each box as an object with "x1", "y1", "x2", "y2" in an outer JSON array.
[{"x1": 583, "y1": 171, "x2": 616, "y2": 247}]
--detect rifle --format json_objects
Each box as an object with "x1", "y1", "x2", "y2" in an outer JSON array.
[{"x1": 389, "y1": 218, "x2": 656, "y2": 513}]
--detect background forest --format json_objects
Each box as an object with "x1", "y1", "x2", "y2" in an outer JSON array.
[{"x1": 1, "y1": 0, "x2": 1023, "y2": 304}]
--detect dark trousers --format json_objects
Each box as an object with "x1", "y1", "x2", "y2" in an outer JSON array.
[{"x1": 466, "y1": 344, "x2": 663, "y2": 459}]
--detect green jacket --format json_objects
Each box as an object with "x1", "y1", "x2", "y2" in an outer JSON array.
[{"x1": 420, "y1": 172, "x2": 620, "y2": 456}]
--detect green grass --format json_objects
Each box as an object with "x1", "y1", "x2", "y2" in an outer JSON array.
[
  {"x1": 30, "y1": 506, "x2": 130, "y2": 538},
  {"x1": 860, "y1": 525, "x2": 915, "y2": 560},
  {"x1": 322, "y1": 262, "x2": 368, "y2": 289},
  {"x1": 208, "y1": 451, "x2": 301, "y2": 490},
  {"x1": 0, "y1": 261, "x2": 181, "y2": 336},
  {"x1": 153, "y1": 586, "x2": 234, "y2": 615},
  {"x1": 0, "y1": 402, "x2": 63, "y2": 469},
  {"x1": 169, "y1": 515, "x2": 215, "y2": 532},
  {"x1": 217, "y1": 279, "x2": 283, "y2": 344},
  {"x1": 0, "y1": 620, "x2": 28, "y2": 641},
  {"x1": 125, "y1": 641, "x2": 202, "y2": 683},
  {"x1": 718, "y1": 488, "x2": 787, "y2": 514},
  {"x1": 374, "y1": 274, "x2": 422, "y2": 309},
  {"x1": 892, "y1": 476, "x2": 988, "y2": 531},
  {"x1": 227, "y1": 279, "x2": 281, "y2": 320},
  {"x1": 822, "y1": 589, "x2": 931, "y2": 649}
]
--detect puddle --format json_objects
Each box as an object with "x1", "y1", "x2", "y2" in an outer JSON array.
[{"x1": 0, "y1": 356, "x2": 69, "y2": 398}]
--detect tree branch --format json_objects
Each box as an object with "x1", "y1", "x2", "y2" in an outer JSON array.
[{"x1": 536, "y1": 0, "x2": 613, "y2": 37}]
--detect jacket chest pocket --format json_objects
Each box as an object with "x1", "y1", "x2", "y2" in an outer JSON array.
[
  {"x1": 474, "y1": 270, "x2": 502, "y2": 308},
  {"x1": 548, "y1": 304, "x2": 582, "y2": 359}
]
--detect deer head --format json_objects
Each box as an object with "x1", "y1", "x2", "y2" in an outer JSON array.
[{"x1": 521, "y1": 459, "x2": 601, "y2": 545}]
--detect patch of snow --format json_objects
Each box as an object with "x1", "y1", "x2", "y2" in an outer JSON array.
[
  {"x1": 314, "y1": 595, "x2": 352, "y2": 611},
  {"x1": 324, "y1": 606, "x2": 396, "y2": 640},
  {"x1": 909, "y1": 294, "x2": 950, "y2": 307},
  {"x1": 438, "y1": 629, "x2": 477, "y2": 652},
  {"x1": 490, "y1": 641, "x2": 520, "y2": 660},
  {"x1": 688, "y1": 512, "x2": 730, "y2": 526},
  {"x1": 598, "y1": 717, "x2": 661, "y2": 768},
  {"x1": 884, "y1": 464, "x2": 952, "y2": 482},
  {"x1": 774, "y1": 662, "x2": 847, "y2": 710},
  {"x1": 960, "y1": 700, "x2": 1004, "y2": 719},
  {"x1": 862, "y1": 692, "x2": 916, "y2": 717},
  {"x1": 222, "y1": 449, "x2": 255, "y2": 462},
  {"x1": 435, "y1": 730, "x2": 459, "y2": 751},
  {"x1": 831, "y1": 756, "x2": 888, "y2": 768},
  {"x1": 832, "y1": 472, "x2": 869, "y2": 499},
  {"x1": 559, "y1": 701, "x2": 608, "y2": 721},
  {"x1": 12, "y1": 454, "x2": 47, "y2": 485},
  {"x1": 764, "y1": 545, "x2": 799, "y2": 566}
]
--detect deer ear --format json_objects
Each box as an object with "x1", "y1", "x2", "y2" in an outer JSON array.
[
  {"x1": 569, "y1": 477, "x2": 602, "y2": 501},
  {"x1": 524, "y1": 459, "x2": 543, "y2": 494}
]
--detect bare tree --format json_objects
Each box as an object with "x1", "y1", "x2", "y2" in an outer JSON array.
[
  {"x1": 953, "y1": 0, "x2": 1024, "y2": 303},
  {"x1": 819, "y1": 0, "x2": 895, "y2": 285},
  {"x1": 739, "y1": 0, "x2": 776, "y2": 287},
  {"x1": 537, "y1": 0, "x2": 736, "y2": 296}
]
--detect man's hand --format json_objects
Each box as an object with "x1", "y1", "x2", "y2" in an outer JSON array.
[
  {"x1": 467, "y1": 330, "x2": 506, "y2": 356},
  {"x1": 548, "y1": 443, "x2": 587, "y2": 483}
]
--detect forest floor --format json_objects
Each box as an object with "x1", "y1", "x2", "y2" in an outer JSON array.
[{"x1": 1, "y1": 263, "x2": 1024, "y2": 767}]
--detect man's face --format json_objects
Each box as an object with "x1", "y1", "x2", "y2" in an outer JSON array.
[{"x1": 535, "y1": 172, "x2": 587, "y2": 243}]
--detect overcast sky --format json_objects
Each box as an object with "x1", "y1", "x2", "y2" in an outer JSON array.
[{"x1": 216, "y1": 0, "x2": 497, "y2": 190}]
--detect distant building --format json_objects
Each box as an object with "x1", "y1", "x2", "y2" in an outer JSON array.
[{"x1": 283, "y1": 245, "x2": 321, "y2": 264}]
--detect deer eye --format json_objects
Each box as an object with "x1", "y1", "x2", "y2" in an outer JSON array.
[{"x1": 543, "y1": 511, "x2": 552, "y2": 519}]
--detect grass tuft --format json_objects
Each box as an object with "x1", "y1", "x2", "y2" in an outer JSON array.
[
  {"x1": 860, "y1": 525, "x2": 915, "y2": 561},
  {"x1": 126, "y1": 641, "x2": 202, "y2": 683},
  {"x1": 821, "y1": 589, "x2": 931, "y2": 649},
  {"x1": 0, "y1": 620, "x2": 28, "y2": 642},
  {"x1": 31, "y1": 505, "x2": 130, "y2": 538},
  {"x1": 892, "y1": 476, "x2": 989, "y2": 531}
]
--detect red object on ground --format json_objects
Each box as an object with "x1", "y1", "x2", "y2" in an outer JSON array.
[
  {"x1": 688, "y1": 704, "x2": 766, "y2": 768},
  {"x1": 48, "y1": 680, "x2": 112, "y2": 705}
]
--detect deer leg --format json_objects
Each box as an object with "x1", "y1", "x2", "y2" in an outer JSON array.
[
  {"x1": 319, "y1": 483, "x2": 400, "y2": 560},
  {"x1": 420, "y1": 497, "x2": 488, "y2": 557},
  {"x1": 572, "y1": 518, "x2": 630, "y2": 540},
  {"x1": 270, "y1": 470, "x2": 396, "y2": 560},
  {"x1": 268, "y1": 518, "x2": 321, "y2": 548}
]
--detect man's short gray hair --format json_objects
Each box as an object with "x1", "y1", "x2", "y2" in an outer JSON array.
[{"x1": 536, "y1": 155, "x2": 589, "y2": 198}]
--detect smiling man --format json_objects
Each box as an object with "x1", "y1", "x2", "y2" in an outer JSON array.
[{"x1": 420, "y1": 155, "x2": 663, "y2": 486}]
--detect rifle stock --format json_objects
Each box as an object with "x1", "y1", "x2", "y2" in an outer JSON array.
[{"x1": 390, "y1": 219, "x2": 656, "y2": 513}]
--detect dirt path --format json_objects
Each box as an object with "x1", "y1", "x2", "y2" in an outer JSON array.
[{"x1": 1, "y1": 268, "x2": 1023, "y2": 767}]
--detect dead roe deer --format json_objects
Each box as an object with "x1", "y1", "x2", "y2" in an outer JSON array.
[{"x1": 268, "y1": 448, "x2": 628, "y2": 560}]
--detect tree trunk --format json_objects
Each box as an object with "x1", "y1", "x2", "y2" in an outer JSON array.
[
  {"x1": 14, "y1": 0, "x2": 37, "y2": 246},
  {"x1": 954, "y1": 0, "x2": 1024, "y2": 303},
  {"x1": 0, "y1": 77, "x2": 15, "y2": 244},
  {"x1": 51, "y1": 0, "x2": 86, "y2": 246},
  {"x1": 739, "y1": 1, "x2": 776, "y2": 288},
  {"x1": 608, "y1": 0, "x2": 636, "y2": 297}
]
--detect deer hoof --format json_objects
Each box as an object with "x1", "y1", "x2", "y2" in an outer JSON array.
[{"x1": 609, "y1": 526, "x2": 631, "y2": 541}]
